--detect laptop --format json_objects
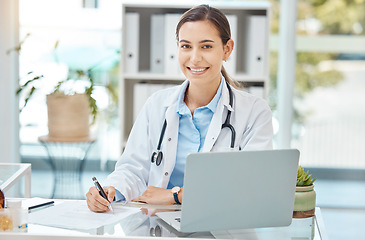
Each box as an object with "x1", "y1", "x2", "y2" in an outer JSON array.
[{"x1": 156, "y1": 149, "x2": 300, "y2": 233}]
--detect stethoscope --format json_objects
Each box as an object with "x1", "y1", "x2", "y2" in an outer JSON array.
[{"x1": 151, "y1": 81, "x2": 236, "y2": 166}]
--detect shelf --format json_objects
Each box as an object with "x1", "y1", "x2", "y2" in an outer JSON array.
[
  {"x1": 122, "y1": 73, "x2": 186, "y2": 81},
  {"x1": 123, "y1": 72, "x2": 267, "y2": 83},
  {"x1": 119, "y1": 2, "x2": 271, "y2": 147}
]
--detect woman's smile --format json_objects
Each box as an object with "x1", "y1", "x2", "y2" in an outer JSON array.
[{"x1": 188, "y1": 66, "x2": 209, "y2": 74}]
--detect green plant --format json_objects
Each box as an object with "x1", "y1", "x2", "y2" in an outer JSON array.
[
  {"x1": 16, "y1": 70, "x2": 98, "y2": 123},
  {"x1": 15, "y1": 37, "x2": 121, "y2": 124},
  {"x1": 296, "y1": 166, "x2": 317, "y2": 186}
]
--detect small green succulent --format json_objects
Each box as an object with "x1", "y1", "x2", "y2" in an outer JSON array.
[{"x1": 296, "y1": 166, "x2": 317, "y2": 186}]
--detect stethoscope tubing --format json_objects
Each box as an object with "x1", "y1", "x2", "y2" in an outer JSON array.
[
  {"x1": 151, "y1": 80, "x2": 236, "y2": 166},
  {"x1": 222, "y1": 80, "x2": 236, "y2": 148}
]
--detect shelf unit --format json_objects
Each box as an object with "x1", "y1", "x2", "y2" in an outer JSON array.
[{"x1": 120, "y1": 1, "x2": 271, "y2": 148}]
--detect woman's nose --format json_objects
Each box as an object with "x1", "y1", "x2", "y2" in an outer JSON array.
[{"x1": 190, "y1": 49, "x2": 202, "y2": 64}]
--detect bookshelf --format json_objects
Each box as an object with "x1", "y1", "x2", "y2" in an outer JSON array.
[{"x1": 120, "y1": 1, "x2": 271, "y2": 148}]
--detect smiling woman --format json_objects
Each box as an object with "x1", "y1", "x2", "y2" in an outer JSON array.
[
  {"x1": 177, "y1": 20, "x2": 233, "y2": 111},
  {"x1": 86, "y1": 4, "x2": 273, "y2": 212},
  {"x1": 176, "y1": 8, "x2": 235, "y2": 114}
]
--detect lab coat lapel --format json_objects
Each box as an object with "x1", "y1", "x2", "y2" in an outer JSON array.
[
  {"x1": 202, "y1": 82, "x2": 234, "y2": 152},
  {"x1": 160, "y1": 82, "x2": 184, "y2": 188},
  {"x1": 163, "y1": 105, "x2": 179, "y2": 177}
]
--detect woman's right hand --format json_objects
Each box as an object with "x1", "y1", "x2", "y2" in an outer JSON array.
[{"x1": 86, "y1": 186, "x2": 115, "y2": 212}]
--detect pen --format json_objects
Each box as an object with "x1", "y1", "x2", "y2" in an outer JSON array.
[
  {"x1": 28, "y1": 201, "x2": 55, "y2": 212},
  {"x1": 92, "y1": 176, "x2": 114, "y2": 213}
]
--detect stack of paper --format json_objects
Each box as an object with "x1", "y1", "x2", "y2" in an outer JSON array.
[{"x1": 28, "y1": 200, "x2": 141, "y2": 231}]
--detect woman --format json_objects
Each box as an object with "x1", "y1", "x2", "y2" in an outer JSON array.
[{"x1": 86, "y1": 4, "x2": 273, "y2": 212}]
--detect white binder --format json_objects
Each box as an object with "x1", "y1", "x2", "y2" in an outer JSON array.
[
  {"x1": 248, "y1": 86, "x2": 265, "y2": 98},
  {"x1": 133, "y1": 83, "x2": 176, "y2": 121},
  {"x1": 223, "y1": 14, "x2": 237, "y2": 75},
  {"x1": 164, "y1": 13, "x2": 182, "y2": 75},
  {"x1": 150, "y1": 14, "x2": 165, "y2": 73},
  {"x1": 246, "y1": 15, "x2": 266, "y2": 77},
  {"x1": 133, "y1": 83, "x2": 149, "y2": 121},
  {"x1": 125, "y1": 12, "x2": 139, "y2": 74}
]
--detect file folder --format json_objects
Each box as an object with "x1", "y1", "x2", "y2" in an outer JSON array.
[
  {"x1": 150, "y1": 14, "x2": 165, "y2": 73},
  {"x1": 223, "y1": 14, "x2": 237, "y2": 75},
  {"x1": 164, "y1": 14, "x2": 182, "y2": 75},
  {"x1": 133, "y1": 83, "x2": 149, "y2": 121},
  {"x1": 133, "y1": 83, "x2": 176, "y2": 121},
  {"x1": 125, "y1": 12, "x2": 139, "y2": 74},
  {"x1": 248, "y1": 86, "x2": 265, "y2": 98},
  {"x1": 246, "y1": 15, "x2": 266, "y2": 77}
]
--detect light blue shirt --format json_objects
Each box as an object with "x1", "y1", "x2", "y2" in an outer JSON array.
[
  {"x1": 115, "y1": 77, "x2": 224, "y2": 201},
  {"x1": 167, "y1": 78, "x2": 223, "y2": 188}
]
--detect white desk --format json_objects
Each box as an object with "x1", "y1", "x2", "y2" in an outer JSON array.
[
  {"x1": 0, "y1": 198, "x2": 328, "y2": 240},
  {"x1": 0, "y1": 163, "x2": 31, "y2": 197}
]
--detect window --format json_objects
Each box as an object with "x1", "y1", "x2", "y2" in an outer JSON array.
[
  {"x1": 269, "y1": 0, "x2": 365, "y2": 169},
  {"x1": 19, "y1": 0, "x2": 122, "y2": 165}
]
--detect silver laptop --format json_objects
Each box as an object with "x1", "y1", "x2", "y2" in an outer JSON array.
[{"x1": 156, "y1": 149, "x2": 300, "y2": 233}]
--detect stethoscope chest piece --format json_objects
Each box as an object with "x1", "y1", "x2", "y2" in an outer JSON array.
[
  {"x1": 151, "y1": 150, "x2": 163, "y2": 166},
  {"x1": 151, "y1": 120, "x2": 167, "y2": 166}
]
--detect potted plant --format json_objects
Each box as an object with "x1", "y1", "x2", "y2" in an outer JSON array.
[
  {"x1": 15, "y1": 37, "x2": 120, "y2": 142},
  {"x1": 16, "y1": 68, "x2": 98, "y2": 142},
  {"x1": 293, "y1": 166, "x2": 317, "y2": 218}
]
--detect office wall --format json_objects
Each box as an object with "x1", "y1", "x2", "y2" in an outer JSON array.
[{"x1": 0, "y1": 0, "x2": 20, "y2": 163}]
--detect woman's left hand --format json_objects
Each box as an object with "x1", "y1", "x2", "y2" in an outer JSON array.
[{"x1": 131, "y1": 186, "x2": 175, "y2": 205}]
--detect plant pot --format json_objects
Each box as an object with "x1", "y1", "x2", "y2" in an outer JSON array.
[
  {"x1": 293, "y1": 185, "x2": 316, "y2": 218},
  {"x1": 46, "y1": 93, "x2": 90, "y2": 142}
]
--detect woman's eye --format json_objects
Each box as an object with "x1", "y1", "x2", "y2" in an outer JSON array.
[
  {"x1": 202, "y1": 45, "x2": 212, "y2": 49},
  {"x1": 181, "y1": 44, "x2": 191, "y2": 49}
]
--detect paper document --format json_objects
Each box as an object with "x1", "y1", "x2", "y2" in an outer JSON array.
[{"x1": 29, "y1": 200, "x2": 141, "y2": 230}]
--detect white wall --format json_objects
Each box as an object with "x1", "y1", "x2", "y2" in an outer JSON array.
[{"x1": 0, "y1": 0, "x2": 20, "y2": 163}]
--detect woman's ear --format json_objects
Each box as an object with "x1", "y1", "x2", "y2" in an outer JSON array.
[{"x1": 223, "y1": 39, "x2": 234, "y2": 61}]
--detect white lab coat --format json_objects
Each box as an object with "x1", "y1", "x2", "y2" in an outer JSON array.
[{"x1": 104, "y1": 80, "x2": 273, "y2": 202}]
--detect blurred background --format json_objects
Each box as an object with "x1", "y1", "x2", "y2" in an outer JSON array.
[{"x1": 1, "y1": 0, "x2": 364, "y2": 239}]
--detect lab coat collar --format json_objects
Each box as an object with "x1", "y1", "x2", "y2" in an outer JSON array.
[
  {"x1": 161, "y1": 77, "x2": 234, "y2": 124},
  {"x1": 221, "y1": 78, "x2": 234, "y2": 112},
  {"x1": 163, "y1": 80, "x2": 189, "y2": 108},
  {"x1": 176, "y1": 78, "x2": 224, "y2": 116},
  {"x1": 202, "y1": 79, "x2": 235, "y2": 152},
  {"x1": 161, "y1": 78, "x2": 236, "y2": 176},
  {"x1": 164, "y1": 77, "x2": 233, "y2": 111}
]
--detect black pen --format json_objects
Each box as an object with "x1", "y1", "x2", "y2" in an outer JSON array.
[
  {"x1": 28, "y1": 200, "x2": 54, "y2": 212},
  {"x1": 92, "y1": 176, "x2": 114, "y2": 213}
]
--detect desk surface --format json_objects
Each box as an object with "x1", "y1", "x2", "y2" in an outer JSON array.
[{"x1": 0, "y1": 198, "x2": 327, "y2": 240}]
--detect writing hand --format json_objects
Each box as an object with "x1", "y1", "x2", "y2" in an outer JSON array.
[{"x1": 86, "y1": 186, "x2": 115, "y2": 212}]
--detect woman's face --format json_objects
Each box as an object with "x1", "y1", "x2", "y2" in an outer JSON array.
[{"x1": 177, "y1": 20, "x2": 233, "y2": 88}]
